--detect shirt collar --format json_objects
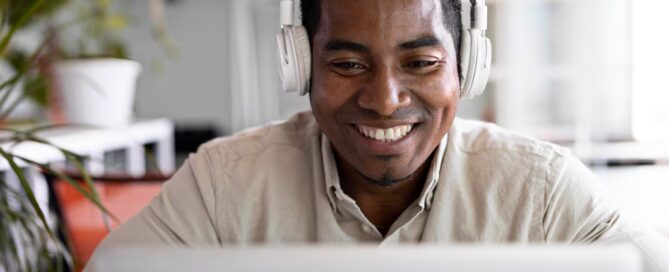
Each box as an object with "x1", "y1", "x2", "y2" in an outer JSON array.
[
  {"x1": 321, "y1": 134, "x2": 342, "y2": 211},
  {"x1": 321, "y1": 133, "x2": 449, "y2": 212}
]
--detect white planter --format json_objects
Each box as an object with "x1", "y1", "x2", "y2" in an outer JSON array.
[{"x1": 53, "y1": 59, "x2": 141, "y2": 128}]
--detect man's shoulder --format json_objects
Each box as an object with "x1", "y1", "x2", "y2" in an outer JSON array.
[
  {"x1": 451, "y1": 118, "x2": 570, "y2": 161},
  {"x1": 449, "y1": 118, "x2": 575, "y2": 183},
  {"x1": 447, "y1": 119, "x2": 583, "y2": 217},
  {"x1": 195, "y1": 111, "x2": 320, "y2": 166}
]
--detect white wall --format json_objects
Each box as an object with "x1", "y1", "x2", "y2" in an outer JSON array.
[
  {"x1": 123, "y1": 0, "x2": 233, "y2": 132},
  {"x1": 124, "y1": 0, "x2": 310, "y2": 134}
]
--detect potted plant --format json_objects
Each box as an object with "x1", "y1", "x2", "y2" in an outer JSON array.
[
  {"x1": 55, "y1": 0, "x2": 176, "y2": 128},
  {"x1": 1, "y1": 0, "x2": 68, "y2": 123},
  {"x1": 51, "y1": 0, "x2": 140, "y2": 128},
  {"x1": 0, "y1": 0, "x2": 173, "y2": 270},
  {"x1": 5, "y1": 0, "x2": 176, "y2": 128},
  {"x1": 1, "y1": 2, "x2": 110, "y2": 270}
]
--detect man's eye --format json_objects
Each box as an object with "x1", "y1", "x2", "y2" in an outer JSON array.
[
  {"x1": 332, "y1": 62, "x2": 363, "y2": 69},
  {"x1": 405, "y1": 60, "x2": 439, "y2": 68},
  {"x1": 332, "y1": 62, "x2": 366, "y2": 70},
  {"x1": 330, "y1": 61, "x2": 367, "y2": 75},
  {"x1": 402, "y1": 58, "x2": 445, "y2": 74}
]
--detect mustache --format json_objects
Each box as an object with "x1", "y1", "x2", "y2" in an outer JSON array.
[{"x1": 339, "y1": 107, "x2": 428, "y2": 122}]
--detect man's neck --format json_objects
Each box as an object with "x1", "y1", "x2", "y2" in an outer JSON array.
[{"x1": 335, "y1": 153, "x2": 432, "y2": 236}]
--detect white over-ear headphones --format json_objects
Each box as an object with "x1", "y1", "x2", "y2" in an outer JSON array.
[
  {"x1": 276, "y1": 0, "x2": 311, "y2": 96},
  {"x1": 459, "y1": 0, "x2": 492, "y2": 99},
  {"x1": 276, "y1": 0, "x2": 492, "y2": 99}
]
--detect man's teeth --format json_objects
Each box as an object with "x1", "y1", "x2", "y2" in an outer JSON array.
[{"x1": 357, "y1": 125, "x2": 413, "y2": 142}]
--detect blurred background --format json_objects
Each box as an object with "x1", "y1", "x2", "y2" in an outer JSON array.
[
  {"x1": 124, "y1": 0, "x2": 668, "y2": 161},
  {"x1": 8, "y1": 0, "x2": 668, "y2": 158},
  {"x1": 1, "y1": 0, "x2": 668, "y2": 270},
  {"x1": 127, "y1": 0, "x2": 669, "y2": 237}
]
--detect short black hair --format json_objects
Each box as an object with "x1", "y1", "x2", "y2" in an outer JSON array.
[{"x1": 301, "y1": 0, "x2": 463, "y2": 67}]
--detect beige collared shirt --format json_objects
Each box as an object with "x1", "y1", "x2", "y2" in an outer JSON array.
[
  {"x1": 89, "y1": 111, "x2": 668, "y2": 271},
  {"x1": 320, "y1": 130, "x2": 448, "y2": 241}
]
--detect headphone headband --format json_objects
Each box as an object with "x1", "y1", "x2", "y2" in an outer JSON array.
[
  {"x1": 280, "y1": 0, "x2": 295, "y2": 26},
  {"x1": 470, "y1": 0, "x2": 488, "y2": 31}
]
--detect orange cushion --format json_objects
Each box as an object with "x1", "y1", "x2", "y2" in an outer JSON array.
[{"x1": 53, "y1": 179, "x2": 164, "y2": 269}]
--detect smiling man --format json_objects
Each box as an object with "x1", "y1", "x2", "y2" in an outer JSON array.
[
  {"x1": 89, "y1": 0, "x2": 668, "y2": 270},
  {"x1": 308, "y1": 0, "x2": 462, "y2": 234}
]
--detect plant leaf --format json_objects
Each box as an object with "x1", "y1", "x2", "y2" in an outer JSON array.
[
  {"x1": 24, "y1": 74, "x2": 48, "y2": 107},
  {"x1": 0, "y1": 73, "x2": 20, "y2": 113},
  {"x1": 26, "y1": 124, "x2": 83, "y2": 134},
  {"x1": 0, "y1": 147, "x2": 56, "y2": 244},
  {"x1": 0, "y1": 0, "x2": 46, "y2": 56},
  {"x1": 0, "y1": 35, "x2": 49, "y2": 115},
  {"x1": 0, "y1": 83, "x2": 30, "y2": 120},
  {"x1": 12, "y1": 152, "x2": 118, "y2": 222},
  {"x1": 104, "y1": 14, "x2": 128, "y2": 31},
  {"x1": 63, "y1": 151, "x2": 118, "y2": 225},
  {"x1": 59, "y1": 151, "x2": 117, "y2": 232}
]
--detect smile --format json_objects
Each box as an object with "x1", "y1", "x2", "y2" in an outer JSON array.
[{"x1": 356, "y1": 124, "x2": 413, "y2": 142}]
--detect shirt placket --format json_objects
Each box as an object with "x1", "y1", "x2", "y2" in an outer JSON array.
[{"x1": 333, "y1": 188, "x2": 384, "y2": 240}]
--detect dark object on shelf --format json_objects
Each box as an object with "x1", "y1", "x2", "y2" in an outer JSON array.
[
  {"x1": 174, "y1": 125, "x2": 221, "y2": 155},
  {"x1": 606, "y1": 159, "x2": 656, "y2": 167}
]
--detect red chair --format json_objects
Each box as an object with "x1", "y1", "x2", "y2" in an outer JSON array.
[{"x1": 51, "y1": 173, "x2": 169, "y2": 270}]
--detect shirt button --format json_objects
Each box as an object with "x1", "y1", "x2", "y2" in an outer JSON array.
[{"x1": 361, "y1": 224, "x2": 373, "y2": 234}]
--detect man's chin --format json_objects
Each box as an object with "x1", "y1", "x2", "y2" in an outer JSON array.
[
  {"x1": 363, "y1": 177, "x2": 407, "y2": 187},
  {"x1": 357, "y1": 168, "x2": 417, "y2": 187}
]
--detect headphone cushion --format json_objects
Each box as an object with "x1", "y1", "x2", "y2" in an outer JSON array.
[
  {"x1": 293, "y1": 26, "x2": 312, "y2": 95},
  {"x1": 469, "y1": 36, "x2": 492, "y2": 97},
  {"x1": 459, "y1": 30, "x2": 473, "y2": 98},
  {"x1": 276, "y1": 31, "x2": 298, "y2": 93},
  {"x1": 459, "y1": 31, "x2": 471, "y2": 84}
]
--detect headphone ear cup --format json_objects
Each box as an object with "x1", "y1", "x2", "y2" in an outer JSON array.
[
  {"x1": 275, "y1": 26, "x2": 311, "y2": 95},
  {"x1": 459, "y1": 29, "x2": 491, "y2": 100},
  {"x1": 276, "y1": 28, "x2": 299, "y2": 93},
  {"x1": 459, "y1": 30, "x2": 474, "y2": 99},
  {"x1": 469, "y1": 36, "x2": 491, "y2": 98},
  {"x1": 293, "y1": 26, "x2": 312, "y2": 96}
]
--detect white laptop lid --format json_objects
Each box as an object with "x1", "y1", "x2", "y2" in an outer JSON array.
[{"x1": 90, "y1": 245, "x2": 642, "y2": 272}]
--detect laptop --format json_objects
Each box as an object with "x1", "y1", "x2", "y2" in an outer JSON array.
[{"x1": 89, "y1": 244, "x2": 642, "y2": 272}]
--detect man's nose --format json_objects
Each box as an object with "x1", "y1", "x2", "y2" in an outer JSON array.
[{"x1": 357, "y1": 67, "x2": 411, "y2": 116}]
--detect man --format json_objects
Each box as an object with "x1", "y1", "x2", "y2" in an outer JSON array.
[{"x1": 89, "y1": 0, "x2": 668, "y2": 270}]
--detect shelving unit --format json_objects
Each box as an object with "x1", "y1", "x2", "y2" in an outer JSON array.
[
  {"x1": 0, "y1": 118, "x2": 174, "y2": 175},
  {"x1": 593, "y1": 165, "x2": 669, "y2": 239},
  {"x1": 0, "y1": 118, "x2": 175, "y2": 222}
]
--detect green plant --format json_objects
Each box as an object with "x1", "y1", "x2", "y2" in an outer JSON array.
[
  {"x1": 59, "y1": 0, "x2": 131, "y2": 60},
  {"x1": 56, "y1": 0, "x2": 177, "y2": 60},
  {"x1": 0, "y1": 0, "x2": 116, "y2": 270},
  {"x1": 1, "y1": 0, "x2": 177, "y2": 123},
  {"x1": 0, "y1": 0, "x2": 68, "y2": 115}
]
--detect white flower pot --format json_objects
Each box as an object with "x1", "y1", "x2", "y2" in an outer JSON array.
[{"x1": 53, "y1": 59, "x2": 141, "y2": 128}]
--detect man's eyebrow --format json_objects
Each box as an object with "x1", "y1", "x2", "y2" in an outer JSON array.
[
  {"x1": 324, "y1": 39, "x2": 370, "y2": 53},
  {"x1": 398, "y1": 37, "x2": 442, "y2": 50}
]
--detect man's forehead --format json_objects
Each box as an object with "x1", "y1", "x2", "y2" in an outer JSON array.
[
  {"x1": 314, "y1": 0, "x2": 450, "y2": 50},
  {"x1": 319, "y1": 0, "x2": 441, "y2": 20}
]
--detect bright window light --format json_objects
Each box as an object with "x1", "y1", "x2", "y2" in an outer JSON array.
[{"x1": 631, "y1": 1, "x2": 669, "y2": 142}]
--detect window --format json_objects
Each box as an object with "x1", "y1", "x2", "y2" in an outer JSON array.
[{"x1": 631, "y1": 0, "x2": 669, "y2": 142}]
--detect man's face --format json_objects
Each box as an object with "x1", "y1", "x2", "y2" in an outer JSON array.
[{"x1": 310, "y1": 0, "x2": 460, "y2": 183}]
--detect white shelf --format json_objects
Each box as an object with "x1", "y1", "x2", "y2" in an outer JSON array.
[
  {"x1": 567, "y1": 142, "x2": 669, "y2": 163},
  {"x1": 0, "y1": 119, "x2": 175, "y2": 224},
  {"x1": 593, "y1": 165, "x2": 669, "y2": 237},
  {"x1": 0, "y1": 119, "x2": 175, "y2": 176}
]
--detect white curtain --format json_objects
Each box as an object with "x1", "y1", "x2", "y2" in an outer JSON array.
[
  {"x1": 227, "y1": 0, "x2": 309, "y2": 132},
  {"x1": 491, "y1": 0, "x2": 631, "y2": 146}
]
